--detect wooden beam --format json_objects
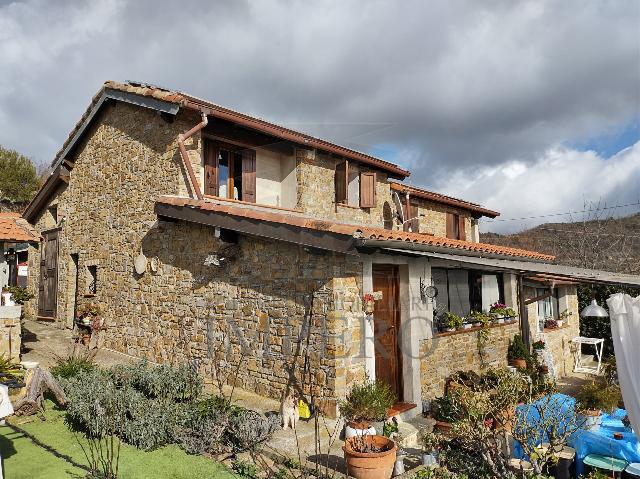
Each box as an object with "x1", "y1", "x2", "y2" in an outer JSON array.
[
  {"x1": 524, "y1": 291, "x2": 553, "y2": 305},
  {"x1": 154, "y1": 202, "x2": 358, "y2": 255}
]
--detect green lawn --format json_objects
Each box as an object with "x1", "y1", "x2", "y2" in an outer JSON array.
[{"x1": 0, "y1": 401, "x2": 234, "y2": 479}]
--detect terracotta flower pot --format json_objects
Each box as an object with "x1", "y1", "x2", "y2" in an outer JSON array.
[
  {"x1": 434, "y1": 420, "x2": 453, "y2": 433},
  {"x1": 510, "y1": 358, "x2": 527, "y2": 369},
  {"x1": 343, "y1": 435, "x2": 397, "y2": 479}
]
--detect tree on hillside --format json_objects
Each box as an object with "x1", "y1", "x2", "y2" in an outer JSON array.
[{"x1": 0, "y1": 145, "x2": 42, "y2": 204}]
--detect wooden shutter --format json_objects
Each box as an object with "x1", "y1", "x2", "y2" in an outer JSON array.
[
  {"x1": 458, "y1": 216, "x2": 466, "y2": 240},
  {"x1": 203, "y1": 140, "x2": 219, "y2": 196},
  {"x1": 403, "y1": 201, "x2": 419, "y2": 232},
  {"x1": 359, "y1": 172, "x2": 376, "y2": 208},
  {"x1": 241, "y1": 149, "x2": 256, "y2": 203},
  {"x1": 335, "y1": 161, "x2": 348, "y2": 204},
  {"x1": 446, "y1": 213, "x2": 455, "y2": 239},
  {"x1": 410, "y1": 202, "x2": 419, "y2": 232}
]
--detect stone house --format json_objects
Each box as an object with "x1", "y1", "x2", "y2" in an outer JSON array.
[{"x1": 22, "y1": 81, "x2": 640, "y2": 416}]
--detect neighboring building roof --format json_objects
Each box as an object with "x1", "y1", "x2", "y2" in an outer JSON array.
[
  {"x1": 155, "y1": 196, "x2": 554, "y2": 261},
  {"x1": 390, "y1": 182, "x2": 500, "y2": 219},
  {"x1": 0, "y1": 212, "x2": 41, "y2": 242}
]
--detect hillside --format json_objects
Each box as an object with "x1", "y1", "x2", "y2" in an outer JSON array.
[{"x1": 480, "y1": 213, "x2": 640, "y2": 274}]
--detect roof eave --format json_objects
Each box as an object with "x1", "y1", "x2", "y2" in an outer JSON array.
[{"x1": 358, "y1": 238, "x2": 554, "y2": 262}]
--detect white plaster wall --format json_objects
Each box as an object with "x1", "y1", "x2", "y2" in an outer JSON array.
[{"x1": 279, "y1": 155, "x2": 297, "y2": 209}]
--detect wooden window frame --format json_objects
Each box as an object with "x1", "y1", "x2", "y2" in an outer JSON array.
[
  {"x1": 446, "y1": 212, "x2": 466, "y2": 240},
  {"x1": 203, "y1": 139, "x2": 256, "y2": 203},
  {"x1": 335, "y1": 160, "x2": 377, "y2": 209}
]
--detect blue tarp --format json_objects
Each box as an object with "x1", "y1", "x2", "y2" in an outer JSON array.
[{"x1": 512, "y1": 394, "x2": 640, "y2": 477}]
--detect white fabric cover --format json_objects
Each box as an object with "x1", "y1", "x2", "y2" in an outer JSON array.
[
  {"x1": 481, "y1": 274, "x2": 500, "y2": 312},
  {"x1": 607, "y1": 293, "x2": 640, "y2": 439},
  {"x1": 0, "y1": 384, "x2": 13, "y2": 418}
]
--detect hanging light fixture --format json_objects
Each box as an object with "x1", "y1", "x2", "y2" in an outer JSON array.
[{"x1": 580, "y1": 299, "x2": 609, "y2": 318}]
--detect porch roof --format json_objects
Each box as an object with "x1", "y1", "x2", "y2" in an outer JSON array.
[
  {"x1": 380, "y1": 248, "x2": 640, "y2": 287},
  {"x1": 154, "y1": 195, "x2": 555, "y2": 261},
  {"x1": 0, "y1": 213, "x2": 41, "y2": 243}
]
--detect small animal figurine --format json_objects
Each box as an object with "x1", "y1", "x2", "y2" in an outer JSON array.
[{"x1": 280, "y1": 390, "x2": 300, "y2": 430}]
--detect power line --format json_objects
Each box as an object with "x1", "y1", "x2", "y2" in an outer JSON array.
[{"x1": 483, "y1": 201, "x2": 640, "y2": 222}]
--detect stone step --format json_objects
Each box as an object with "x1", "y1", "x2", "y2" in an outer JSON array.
[{"x1": 396, "y1": 415, "x2": 434, "y2": 449}]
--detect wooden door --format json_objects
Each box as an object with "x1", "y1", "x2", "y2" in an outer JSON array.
[
  {"x1": 372, "y1": 264, "x2": 402, "y2": 401},
  {"x1": 38, "y1": 230, "x2": 59, "y2": 319}
]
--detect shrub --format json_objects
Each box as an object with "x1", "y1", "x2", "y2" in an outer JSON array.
[
  {"x1": 5, "y1": 286, "x2": 34, "y2": 305},
  {"x1": 432, "y1": 394, "x2": 463, "y2": 423},
  {"x1": 575, "y1": 381, "x2": 621, "y2": 413},
  {"x1": 226, "y1": 409, "x2": 280, "y2": 452},
  {"x1": 176, "y1": 413, "x2": 227, "y2": 455},
  {"x1": 507, "y1": 334, "x2": 530, "y2": 362},
  {"x1": 51, "y1": 349, "x2": 97, "y2": 379},
  {"x1": 232, "y1": 459, "x2": 260, "y2": 479},
  {"x1": 198, "y1": 394, "x2": 246, "y2": 418},
  {"x1": 62, "y1": 361, "x2": 203, "y2": 450},
  {"x1": 109, "y1": 361, "x2": 202, "y2": 402},
  {"x1": 338, "y1": 378, "x2": 396, "y2": 423}
]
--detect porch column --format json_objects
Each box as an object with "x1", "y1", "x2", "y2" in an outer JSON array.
[{"x1": 362, "y1": 258, "x2": 375, "y2": 379}]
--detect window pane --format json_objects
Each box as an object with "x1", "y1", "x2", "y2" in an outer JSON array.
[
  {"x1": 448, "y1": 270, "x2": 470, "y2": 317},
  {"x1": 432, "y1": 268, "x2": 449, "y2": 313},
  {"x1": 348, "y1": 166, "x2": 360, "y2": 207},
  {"x1": 218, "y1": 150, "x2": 229, "y2": 198},
  {"x1": 233, "y1": 152, "x2": 242, "y2": 200}
]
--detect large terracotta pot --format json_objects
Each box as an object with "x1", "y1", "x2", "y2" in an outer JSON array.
[
  {"x1": 510, "y1": 358, "x2": 527, "y2": 369},
  {"x1": 343, "y1": 435, "x2": 397, "y2": 479},
  {"x1": 434, "y1": 420, "x2": 453, "y2": 433}
]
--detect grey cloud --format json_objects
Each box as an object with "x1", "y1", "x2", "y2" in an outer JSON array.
[{"x1": 0, "y1": 0, "x2": 638, "y2": 230}]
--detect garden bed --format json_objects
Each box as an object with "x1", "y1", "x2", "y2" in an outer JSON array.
[{"x1": 0, "y1": 400, "x2": 234, "y2": 479}]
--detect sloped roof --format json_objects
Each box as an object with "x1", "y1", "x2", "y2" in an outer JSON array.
[
  {"x1": 0, "y1": 213, "x2": 41, "y2": 242},
  {"x1": 48, "y1": 80, "x2": 410, "y2": 179},
  {"x1": 156, "y1": 196, "x2": 554, "y2": 261},
  {"x1": 390, "y1": 182, "x2": 500, "y2": 219}
]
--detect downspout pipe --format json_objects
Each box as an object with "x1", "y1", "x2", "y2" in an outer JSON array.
[{"x1": 177, "y1": 112, "x2": 208, "y2": 200}]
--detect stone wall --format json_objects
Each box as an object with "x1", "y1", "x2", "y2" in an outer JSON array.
[
  {"x1": 419, "y1": 321, "x2": 520, "y2": 400},
  {"x1": 295, "y1": 149, "x2": 393, "y2": 226},
  {"x1": 414, "y1": 199, "x2": 473, "y2": 242},
  {"x1": 24, "y1": 100, "x2": 367, "y2": 415},
  {"x1": 526, "y1": 285, "x2": 580, "y2": 378},
  {"x1": 0, "y1": 306, "x2": 21, "y2": 361}
]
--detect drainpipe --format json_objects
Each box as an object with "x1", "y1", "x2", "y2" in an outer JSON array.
[{"x1": 177, "y1": 112, "x2": 208, "y2": 200}]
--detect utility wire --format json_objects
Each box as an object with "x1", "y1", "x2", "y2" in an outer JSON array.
[{"x1": 483, "y1": 201, "x2": 640, "y2": 222}]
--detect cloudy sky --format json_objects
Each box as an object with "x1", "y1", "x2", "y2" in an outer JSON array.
[{"x1": 1, "y1": 0, "x2": 638, "y2": 232}]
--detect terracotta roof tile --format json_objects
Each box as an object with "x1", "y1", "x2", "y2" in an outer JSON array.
[
  {"x1": 0, "y1": 214, "x2": 41, "y2": 242},
  {"x1": 157, "y1": 196, "x2": 554, "y2": 261}
]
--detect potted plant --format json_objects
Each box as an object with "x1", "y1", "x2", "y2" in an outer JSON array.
[
  {"x1": 507, "y1": 334, "x2": 529, "y2": 369},
  {"x1": 343, "y1": 434, "x2": 397, "y2": 479},
  {"x1": 576, "y1": 381, "x2": 621, "y2": 429},
  {"x1": 557, "y1": 310, "x2": 572, "y2": 328},
  {"x1": 431, "y1": 394, "x2": 461, "y2": 433},
  {"x1": 339, "y1": 378, "x2": 396, "y2": 438},
  {"x1": 363, "y1": 293, "x2": 375, "y2": 315},
  {"x1": 532, "y1": 340, "x2": 545, "y2": 351},
  {"x1": 421, "y1": 431, "x2": 441, "y2": 467},
  {"x1": 469, "y1": 311, "x2": 490, "y2": 328},
  {"x1": 462, "y1": 318, "x2": 473, "y2": 330},
  {"x1": 443, "y1": 312, "x2": 462, "y2": 332},
  {"x1": 489, "y1": 302, "x2": 517, "y2": 323},
  {"x1": 544, "y1": 319, "x2": 558, "y2": 330}
]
